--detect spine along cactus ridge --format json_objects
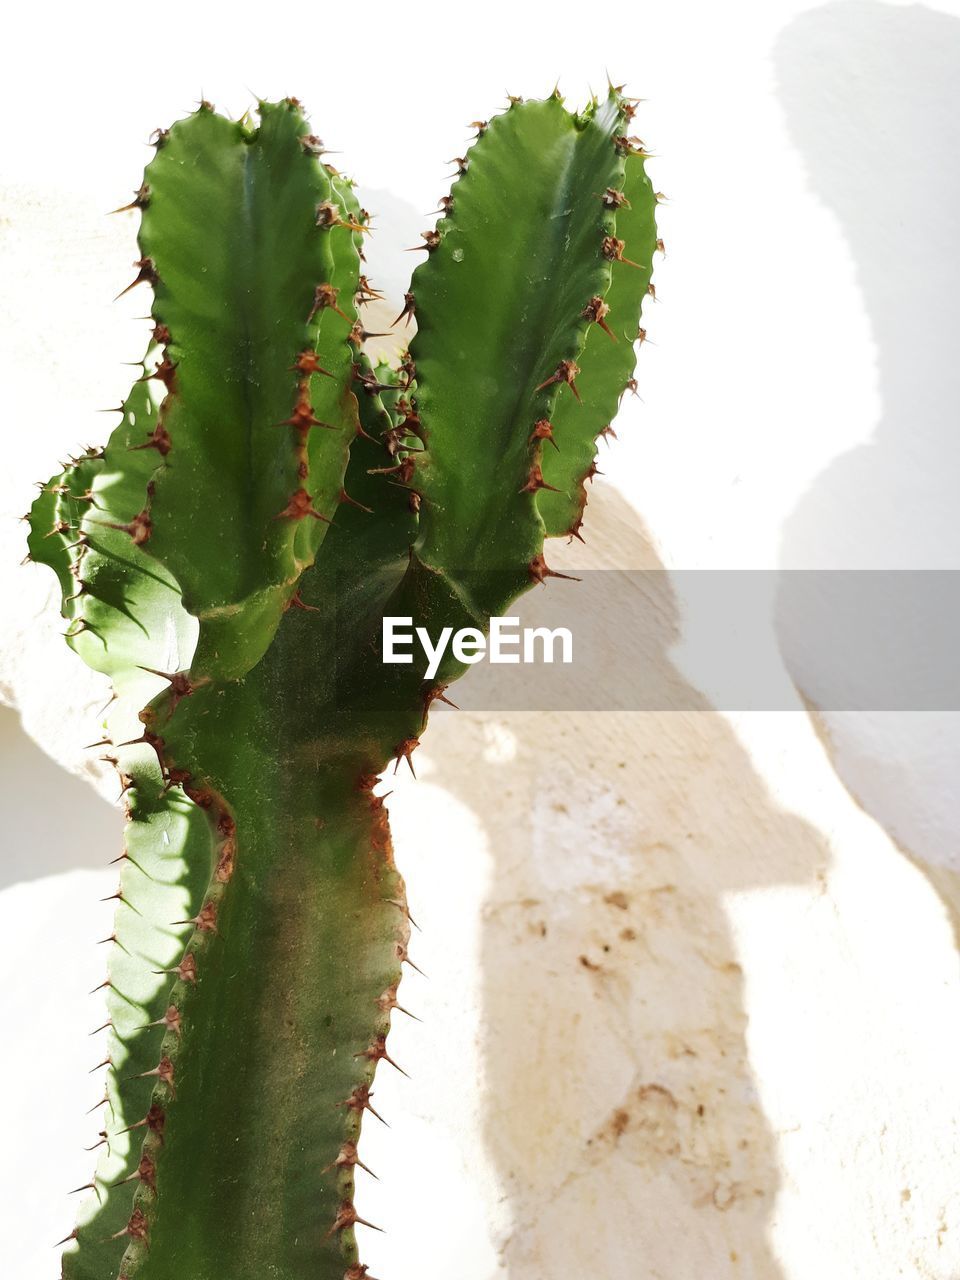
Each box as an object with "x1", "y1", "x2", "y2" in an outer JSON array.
[{"x1": 27, "y1": 87, "x2": 659, "y2": 1280}]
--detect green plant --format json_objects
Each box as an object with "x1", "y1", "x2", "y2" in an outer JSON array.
[{"x1": 27, "y1": 87, "x2": 657, "y2": 1280}]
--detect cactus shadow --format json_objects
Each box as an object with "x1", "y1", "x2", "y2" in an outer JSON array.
[
  {"x1": 774, "y1": 3, "x2": 960, "y2": 930},
  {"x1": 0, "y1": 703, "x2": 122, "y2": 888},
  {"x1": 429, "y1": 486, "x2": 825, "y2": 1279}
]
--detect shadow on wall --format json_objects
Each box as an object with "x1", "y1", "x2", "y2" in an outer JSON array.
[
  {"x1": 774, "y1": 4, "x2": 960, "y2": 916},
  {"x1": 0, "y1": 703, "x2": 122, "y2": 889},
  {"x1": 427, "y1": 487, "x2": 828, "y2": 1280}
]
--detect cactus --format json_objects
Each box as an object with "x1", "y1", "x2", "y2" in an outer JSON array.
[{"x1": 27, "y1": 87, "x2": 657, "y2": 1280}]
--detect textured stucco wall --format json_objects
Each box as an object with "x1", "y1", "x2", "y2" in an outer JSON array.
[{"x1": 2, "y1": 3, "x2": 959, "y2": 1277}]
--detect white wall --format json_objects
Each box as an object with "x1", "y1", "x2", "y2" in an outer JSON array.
[{"x1": 1, "y1": 2, "x2": 958, "y2": 1276}]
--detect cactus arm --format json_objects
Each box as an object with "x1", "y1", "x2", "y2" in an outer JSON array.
[
  {"x1": 407, "y1": 92, "x2": 629, "y2": 601},
  {"x1": 134, "y1": 100, "x2": 362, "y2": 677},
  {"x1": 538, "y1": 149, "x2": 659, "y2": 536},
  {"x1": 27, "y1": 380, "x2": 212, "y2": 1279}
]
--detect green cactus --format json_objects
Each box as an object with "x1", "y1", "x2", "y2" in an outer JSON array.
[{"x1": 27, "y1": 87, "x2": 657, "y2": 1280}]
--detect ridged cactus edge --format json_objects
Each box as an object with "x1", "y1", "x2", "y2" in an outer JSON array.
[{"x1": 26, "y1": 86, "x2": 659, "y2": 1280}]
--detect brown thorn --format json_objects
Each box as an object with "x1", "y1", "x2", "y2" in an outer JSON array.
[
  {"x1": 528, "y1": 553, "x2": 581, "y2": 585},
  {"x1": 519, "y1": 462, "x2": 561, "y2": 494},
  {"x1": 393, "y1": 291, "x2": 416, "y2": 327},
  {"x1": 114, "y1": 258, "x2": 157, "y2": 300},
  {"x1": 393, "y1": 737, "x2": 419, "y2": 777},
  {"x1": 339, "y1": 487, "x2": 372, "y2": 514},
  {"x1": 582, "y1": 295, "x2": 617, "y2": 342},
  {"x1": 535, "y1": 359, "x2": 582, "y2": 404}
]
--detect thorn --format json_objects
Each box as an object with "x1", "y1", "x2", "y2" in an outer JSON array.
[
  {"x1": 356, "y1": 1034, "x2": 410, "y2": 1077},
  {"x1": 131, "y1": 1055, "x2": 176, "y2": 1097},
  {"x1": 84, "y1": 1131, "x2": 108, "y2": 1152},
  {"x1": 108, "y1": 1208, "x2": 148, "y2": 1243},
  {"x1": 339, "y1": 487, "x2": 372, "y2": 514},
  {"x1": 89, "y1": 1020, "x2": 112, "y2": 1036},
  {"x1": 614, "y1": 135, "x2": 654, "y2": 158},
  {"x1": 154, "y1": 952, "x2": 197, "y2": 984},
  {"x1": 446, "y1": 156, "x2": 469, "y2": 174},
  {"x1": 428, "y1": 195, "x2": 455, "y2": 217},
  {"x1": 89, "y1": 1057, "x2": 111, "y2": 1073},
  {"x1": 315, "y1": 202, "x2": 367, "y2": 233},
  {"x1": 528, "y1": 553, "x2": 580, "y2": 585},
  {"x1": 378, "y1": 984, "x2": 422, "y2": 1020},
  {"x1": 300, "y1": 134, "x2": 338, "y2": 157},
  {"x1": 109, "y1": 183, "x2": 150, "y2": 215},
  {"x1": 94, "y1": 509, "x2": 152, "y2": 546},
  {"x1": 85, "y1": 1095, "x2": 110, "y2": 1114},
  {"x1": 307, "y1": 283, "x2": 349, "y2": 324},
  {"x1": 602, "y1": 236, "x2": 644, "y2": 270},
  {"x1": 68, "y1": 1182, "x2": 98, "y2": 1197},
  {"x1": 113, "y1": 1155, "x2": 157, "y2": 1192},
  {"x1": 393, "y1": 291, "x2": 416, "y2": 327},
  {"x1": 171, "y1": 900, "x2": 218, "y2": 933},
  {"x1": 129, "y1": 420, "x2": 172, "y2": 457},
  {"x1": 582, "y1": 295, "x2": 617, "y2": 341},
  {"x1": 326, "y1": 1200, "x2": 384, "y2": 1239},
  {"x1": 393, "y1": 737, "x2": 419, "y2": 777},
  {"x1": 348, "y1": 320, "x2": 391, "y2": 347},
  {"x1": 339, "y1": 1083, "x2": 388, "y2": 1127},
  {"x1": 118, "y1": 1103, "x2": 165, "y2": 1138},
  {"x1": 275, "y1": 488, "x2": 332, "y2": 522},
  {"x1": 529, "y1": 418, "x2": 560, "y2": 451},
  {"x1": 356, "y1": 275, "x2": 384, "y2": 303},
  {"x1": 519, "y1": 462, "x2": 561, "y2": 494},
  {"x1": 535, "y1": 359, "x2": 581, "y2": 403},
  {"x1": 425, "y1": 683, "x2": 459, "y2": 711},
  {"x1": 324, "y1": 1141, "x2": 378, "y2": 1179},
  {"x1": 396, "y1": 941, "x2": 427, "y2": 977},
  {"x1": 405, "y1": 229, "x2": 441, "y2": 253},
  {"x1": 54, "y1": 1228, "x2": 79, "y2": 1248},
  {"x1": 115, "y1": 258, "x2": 157, "y2": 300},
  {"x1": 286, "y1": 589, "x2": 319, "y2": 612},
  {"x1": 385, "y1": 898, "x2": 420, "y2": 931},
  {"x1": 656, "y1": 237, "x2": 666, "y2": 256}
]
